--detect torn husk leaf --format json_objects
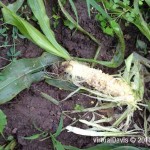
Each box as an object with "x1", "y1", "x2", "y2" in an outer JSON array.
[{"x1": 66, "y1": 126, "x2": 137, "y2": 137}]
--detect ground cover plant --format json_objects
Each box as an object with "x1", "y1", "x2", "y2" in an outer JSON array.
[{"x1": 0, "y1": 0, "x2": 150, "y2": 149}]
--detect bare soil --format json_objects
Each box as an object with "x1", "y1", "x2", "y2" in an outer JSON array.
[{"x1": 0, "y1": 0, "x2": 150, "y2": 150}]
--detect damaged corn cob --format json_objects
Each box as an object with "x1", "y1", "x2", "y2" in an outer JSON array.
[{"x1": 63, "y1": 60, "x2": 139, "y2": 106}]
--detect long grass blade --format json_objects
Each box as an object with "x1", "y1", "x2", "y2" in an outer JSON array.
[
  {"x1": 27, "y1": 0, "x2": 70, "y2": 58},
  {"x1": 58, "y1": 0, "x2": 99, "y2": 45},
  {"x1": 69, "y1": 0, "x2": 79, "y2": 24}
]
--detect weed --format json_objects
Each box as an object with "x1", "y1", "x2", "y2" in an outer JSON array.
[
  {"x1": 52, "y1": 14, "x2": 61, "y2": 28},
  {"x1": 58, "y1": 0, "x2": 125, "y2": 67},
  {"x1": 74, "y1": 104, "x2": 84, "y2": 111},
  {"x1": 64, "y1": 19, "x2": 75, "y2": 30},
  {"x1": 0, "y1": 18, "x2": 9, "y2": 48},
  {"x1": 99, "y1": 0, "x2": 150, "y2": 41},
  {"x1": 7, "y1": 47, "x2": 20, "y2": 59},
  {"x1": 95, "y1": 13, "x2": 114, "y2": 36}
]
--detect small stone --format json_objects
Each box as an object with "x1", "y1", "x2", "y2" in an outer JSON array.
[{"x1": 12, "y1": 128, "x2": 18, "y2": 134}]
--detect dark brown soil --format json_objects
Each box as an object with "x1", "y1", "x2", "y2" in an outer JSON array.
[{"x1": 0, "y1": 0, "x2": 150, "y2": 150}]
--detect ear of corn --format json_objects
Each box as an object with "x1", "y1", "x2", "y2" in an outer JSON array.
[
  {"x1": 65, "y1": 53, "x2": 149, "y2": 136},
  {"x1": 63, "y1": 60, "x2": 138, "y2": 106}
]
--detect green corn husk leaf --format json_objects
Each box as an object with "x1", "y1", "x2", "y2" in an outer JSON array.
[
  {"x1": 0, "y1": 2, "x2": 70, "y2": 60},
  {"x1": 27, "y1": 0, "x2": 70, "y2": 58},
  {"x1": 123, "y1": 53, "x2": 146, "y2": 100},
  {"x1": 0, "y1": 53, "x2": 60, "y2": 104},
  {"x1": 0, "y1": 109, "x2": 7, "y2": 134}
]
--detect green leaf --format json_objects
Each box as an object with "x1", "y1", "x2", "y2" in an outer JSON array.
[
  {"x1": 86, "y1": 0, "x2": 91, "y2": 17},
  {"x1": 146, "y1": 99, "x2": 150, "y2": 112},
  {"x1": 50, "y1": 116, "x2": 64, "y2": 150},
  {"x1": 0, "y1": 52, "x2": 60, "y2": 104},
  {"x1": 23, "y1": 134, "x2": 42, "y2": 140},
  {"x1": 0, "y1": 1, "x2": 70, "y2": 59},
  {"x1": 58, "y1": 0, "x2": 99, "y2": 45},
  {"x1": 86, "y1": 0, "x2": 111, "y2": 20},
  {"x1": 74, "y1": 2, "x2": 125, "y2": 68},
  {"x1": 7, "y1": 0, "x2": 24, "y2": 12},
  {"x1": 69, "y1": 0, "x2": 79, "y2": 24},
  {"x1": 0, "y1": 28, "x2": 7, "y2": 35},
  {"x1": 103, "y1": 0, "x2": 150, "y2": 40},
  {"x1": 112, "y1": 4, "x2": 119, "y2": 9},
  {"x1": 64, "y1": 20, "x2": 76, "y2": 30},
  {"x1": 59, "y1": 0, "x2": 126, "y2": 67},
  {"x1": 95, "y1": 14, "x2": 104, "y2": 21},
  {"x1": 123, "y1": 53, "x2": 145, "y2": 100},
  {"x1": 45, "y1": 78, "x2": 77, "y2": 91},
  {"x1": 0, "y1": 109, "x2": 7, "y2": 134},
  {"x1": 54, "y1": 115, "x2": 63, "y2": 137},
  {"x1": 40, "y1": 92, "x2": 59, "y2": 105},
  {"x1": 52, "y1": 14, "x2": 60, "y2": 20},
  {"x1": 27, "y1": 0, "x2": 70, "y2": 59},
  {"x1": 0, "y1": 145, "x2": 5, "y2": 150},
  {"x1": 51, "y1": 134, "x2": 65, "y2": 150},
  {"x1": 100, "y1": 21, "x2": 107, "y2": 27},
  {"x1": 4, "y1": 140, "x2": 17, "y2": 150},
  {"x1": 74, "y1": 104, "x2": 84, "y2": 111},
  {"x1": 145, "y1": 0, "x2": 150, "y2": 6},
  {"x1": 104, "y1": 27, "x2": 114, "y2": 36}
]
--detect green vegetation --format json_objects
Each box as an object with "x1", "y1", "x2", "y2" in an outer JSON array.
[
  {"x1": 0, "y1": 139, "x2": 16, "y2": 150},
  {"x1": 58, "y1": 0, "x2": 125, "y2": 67},
  {"x1": 0, "y1": 52, "x2": 59, "y2": 104},
  {"x1": 0, "y1": 109, "x2": 7, "y2": 135},
  {"x1": 94, "y1": 0, "x2": 150, "y2": 40},
  {"x1": 0, "y1": 0, "x2": 149, "y2": 149}
]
